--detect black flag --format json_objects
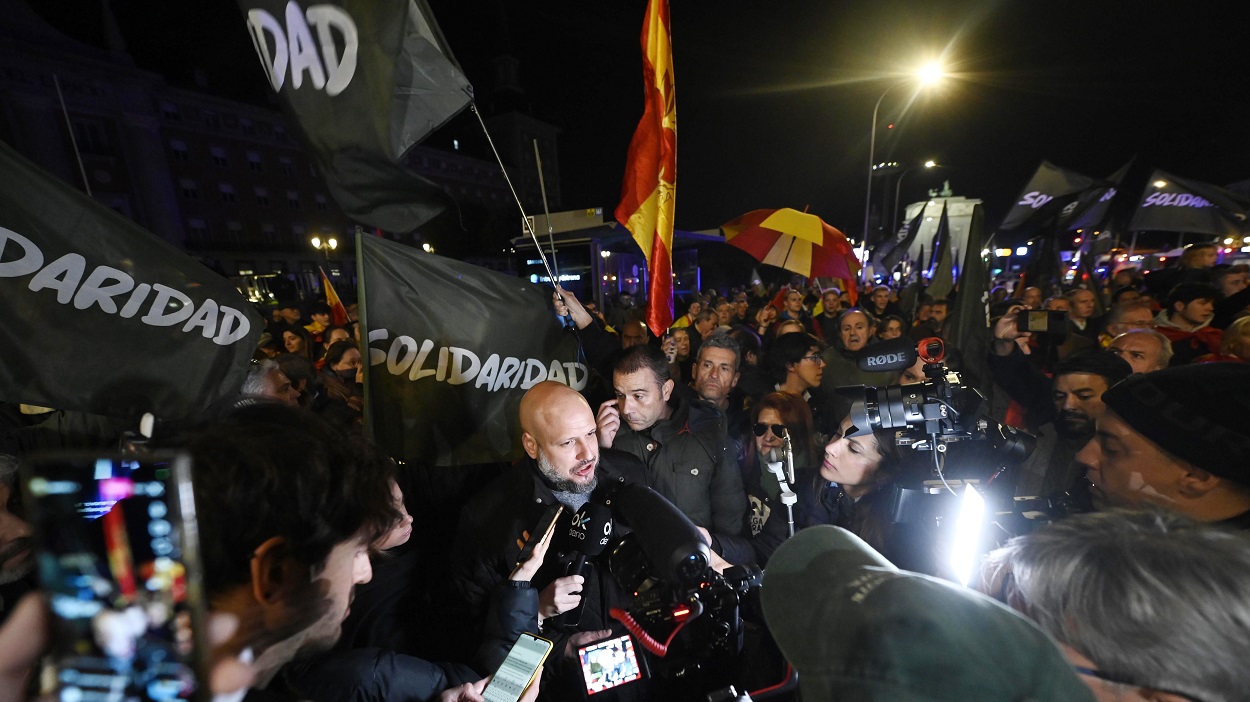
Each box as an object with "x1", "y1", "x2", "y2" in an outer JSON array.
[
  {"x1": 875, "y1": 205, "x2": 925, "y2": 275},
  {"x1": 998, "y1": 161, "x2": 1099, "y2": 234},
  {"x1": 359, "y1": 236, "x2": 587, "y2": 466},
  {"x1": 0, "y1": 141, "x2": 262, "y2": 420},
  {"x1": 942, "y1": 205, "x2": 991, "y2": 387},
  {"x1": 926, "y1": 202, "x2": 954, "y2": 300},
  {"x1": 1127, "y1": 170, "x2": 1250, "y2": 237},
  {"x1": 240, "y1": 0, "x2": 473, "y2": 232}
]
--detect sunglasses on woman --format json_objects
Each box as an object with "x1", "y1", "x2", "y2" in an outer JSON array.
[{"x1": 752, "y1": 423, "x2": 788, "y2": 438}]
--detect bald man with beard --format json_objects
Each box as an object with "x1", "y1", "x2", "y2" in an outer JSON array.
[{"x1": 451, "y1": 382, "x2": 645, "y2": 700}]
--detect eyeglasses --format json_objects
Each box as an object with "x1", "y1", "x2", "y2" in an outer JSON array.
[
  {"x1": 1070, "y1": 666, "x2": 1208, "y2": 702},
  {"x1": 752, "y1": 423, "x2": 788, "y2": 438},
  {"x1": 801, "y1": 354, "x2": 823, "y2": 364}
]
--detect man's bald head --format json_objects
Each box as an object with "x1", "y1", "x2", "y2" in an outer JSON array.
[
  {"x1": 620, "y1": 320, "x2": 649, "y2": 349},
  {"x1": 520, "y1": 381, "x2": 600, "y2": 493}
]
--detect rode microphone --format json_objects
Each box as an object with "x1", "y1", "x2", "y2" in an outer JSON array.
[
  {"x1": 856, "y1": 336, "x2": 919, "y2": 373},
  {"x1": 609, "y1": 482, "x2": 709, "y2": 588},
  {"x1": 562, "y1": 501, "x2": 614, "y2": 578}
]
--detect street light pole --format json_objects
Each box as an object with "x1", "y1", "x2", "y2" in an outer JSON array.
[
  {"x1": 859, "y1": 63, "x2": 945, "y2": 283},
  {"x1": 892, "y1": 160, "x2": 938, "y2": 235}
]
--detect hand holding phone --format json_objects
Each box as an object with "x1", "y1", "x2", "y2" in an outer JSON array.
[
  {"x1": 482, "y1": 633, "x2": 552, "y2": 702},
  {"x1": 511, "y1": 505, "x2": 562, "y2": 581},
  {"x1": 1016, "y1": 309, "x2": 1068, "y2": 337}
]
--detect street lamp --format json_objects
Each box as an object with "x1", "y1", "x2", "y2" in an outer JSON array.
[
  {"x1": 311, "y1": 235, "x2": 338, "y2": 261},
  {"x1": 861, "y1": 62, "x2": 945, "y2": 280},
  {"x1": 891, "y1": 160, "x2": 939, "y2": 235}
]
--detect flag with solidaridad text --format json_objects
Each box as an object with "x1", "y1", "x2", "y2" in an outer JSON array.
[
  {"x1": 240, "y1": 0, "x2": 472, "y2": 232},
  {"x1": 1127, "y1": 169, "x2": 1250, "y2": 237},
  {"x1": 358, "y1": 235, "x2": 586, "y2": 466},
  {"x1": 0, "y1": 140, "x2": 262, "y2": 420}
]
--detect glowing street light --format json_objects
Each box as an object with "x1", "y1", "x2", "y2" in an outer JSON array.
[
  {"x1": 310, "y1": 235, "x2": 337, "y2": 261},
  {"x1": 861, "y1": 63, "x2": 947, "y2": 279},
  {"x1": 892, "y1": 159, "x2": 941, "y2": 233}
]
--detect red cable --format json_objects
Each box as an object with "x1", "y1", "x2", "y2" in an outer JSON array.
[
  {"x1": 609, "y1": 607, "x2": 693, "y2": 658},
  {"x1": 749, "y1": 662, "x2": 796, "y2": 698}
]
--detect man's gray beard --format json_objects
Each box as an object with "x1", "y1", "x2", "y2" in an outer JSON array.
[
  {"x1": 538, "y1": 452, "x2": 598, "y2": 494},
  {"x1": 0, "y1": 539, "x2": 32, "y2": 585}
]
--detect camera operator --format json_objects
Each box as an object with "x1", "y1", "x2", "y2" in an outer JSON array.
[
  {"x1": 980, "y1": 509, "x2": 1250, "y2": 702},
  {"x1": 1076, "y1": 363, "x2": 1250, "y2": 527},
  {"x1": 989, "y1": 307, "x2": 1132, "y2": 497}
]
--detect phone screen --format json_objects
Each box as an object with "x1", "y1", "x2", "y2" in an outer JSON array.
[
  {"x1": 23, "y1": 451, "x2": 208, "y2": 702},
  {"x1": 578, "y1": 634, "x2": 643, "y2": 695},
  {"x1": 482, "y1": 632, "x2": 553, "y2": 702}
]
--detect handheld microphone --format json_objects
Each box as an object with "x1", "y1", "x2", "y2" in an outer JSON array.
[
  {"x1": 555, "y1": 502, "x2": 613, "y2": 630},
  {"x1": 561, "y1": 502, "x2": 614, "y2": 578},
  {"x1": 856, "y1": 337, "x2": 919, "y2": 373}
]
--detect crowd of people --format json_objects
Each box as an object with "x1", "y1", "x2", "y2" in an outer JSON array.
[{"x1": 1, "y1": 240, "x2": 1249, "y2": 701}]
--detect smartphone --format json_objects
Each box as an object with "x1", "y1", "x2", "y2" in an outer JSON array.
[
  {"x1": 578, "y1": 634, "x2": 644, "y2": 695},
  {"x1": 22, "y1": 451, "x2": 209, "y2": 702},
  {"x1": 662, "y1": 333, "x2": 677, "y2": 364},
  {"x1": 515, "y1": 504, "x2": 563, "y2": 569},
  {"x1": 482, "y1": 632, "x2": 554, "y2": 702},
  {"x1": 1015, "y1": 309, "x2": 1068, "y2": 336}
]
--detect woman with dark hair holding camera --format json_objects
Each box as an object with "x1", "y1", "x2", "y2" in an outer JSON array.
[{"x1": 753, "y1": 415, "x2": 930, "y2": 572}]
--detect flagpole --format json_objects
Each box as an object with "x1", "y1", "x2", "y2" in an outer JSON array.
[
  {"x1": 356, "y1": 232, "x2": 374, "y2": 444},
  {"x1": 53, "y1": 74, "x2": 92, "y2": 198},
  {"x1": 467, "y1": 101, "x2": 560, "y2": 291},
  {"x1": 532, "y1": 140, "x2": 560, "y2": 279}
]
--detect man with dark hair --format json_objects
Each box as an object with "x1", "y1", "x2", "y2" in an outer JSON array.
[
  {"x1": 991, "y1": 312, "x2": 1133, "y2": 497},
  {"x1": 596, "y1": 345, "x2": 751, "y2": 563},
  {"x1": 1076, "y1": 363, "x2": 1250, "y2": 526},
  {"x1": 1154, "y1": 282, "x2": 1221, "y2": 365},
  {"x1": 982, "y1": 510, "x2": 1250, "y2": 702}
]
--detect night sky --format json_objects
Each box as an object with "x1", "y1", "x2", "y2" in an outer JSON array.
[{"x1": 30, "y1": 0, "x2": 1250, "y2": 247}]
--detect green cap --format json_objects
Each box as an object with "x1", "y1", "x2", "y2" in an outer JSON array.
[{"x1": 761, "y1": 526, "x2": 1094, "y2": 702}]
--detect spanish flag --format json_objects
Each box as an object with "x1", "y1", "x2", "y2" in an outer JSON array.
[
  {"x1": 615, "y1": 0, "x2": 676, "y2": 337},
  {"x1": 320, "y1": 267, "x2": 350, "y2": 326}
]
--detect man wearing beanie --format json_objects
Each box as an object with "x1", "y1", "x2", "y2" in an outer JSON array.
[
  {"x1": 1154, "y1": 282, "x2": 1221, "y2": 365},
  {"x1": 1076, "y1": 363, "x2": 1250, "y2": 527}
]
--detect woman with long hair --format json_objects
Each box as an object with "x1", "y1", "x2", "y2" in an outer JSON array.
[
  {"x1": 754, "y1": 414, "x2": 928, "y2": 572},
  {"x1": 739, "y1": 392, "x2": 816, "y2": 538}
]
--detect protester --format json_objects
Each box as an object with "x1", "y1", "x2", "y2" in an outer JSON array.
[
  {"x1": 1076, "y1": 363, "x2": 1250, "y2": 526},
  {"x1": 762, "y1": 526, "x2": 1093, "y2": 702},
  {"x1": 981, "y1": 509, "x2": 1250, "y2": 702},
  {"x1": 238, "y1": 359, "x2": 301, "y2": 408},
  {"x1": 1096, "y1": 300, "x2": 1154, "y2": 346},
  {"x1": 739, "y1": 392, "x2": 815, "y2": 539},
  {"x1": 1154, "y1": 282, "x2": 1221, "y2": 365},
  {"x1": 281, "y1": 326, "x2": 315, "y2": 361},
  {"x1": 1107, "y1": 329, "x2": 1172, "y2": 372},
  {"x1": 596, "y1": 345, "x2": 751, "y2": 564}
]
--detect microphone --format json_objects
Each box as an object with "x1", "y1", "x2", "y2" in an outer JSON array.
[
  {"x1": 609, "y1": 483, "x2": 710, "y2": 588},
  {"x1": 856, "y1": 337, "x2": 919, "y2": 373},
  {"x1": 561, "y1": 502, "x2": 614, "y2": 578},
  {"x1": 554, "y1": 502, "x2": 613, "y2": 631}
]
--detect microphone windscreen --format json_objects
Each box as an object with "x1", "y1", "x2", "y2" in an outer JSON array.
[
  {"x1": 857, "y1": 337, "x2": 919, "y2": 373},
  {"x1": 612, "y1": 483, "x2": 709, "y2": 587},
  {"x1": 558, "y1": 501, "x2": 614, "y2": 557}
]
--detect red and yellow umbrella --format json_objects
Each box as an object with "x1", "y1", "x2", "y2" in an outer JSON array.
[{"x1": 722, "y1": 207, "x2": 861, "y2": 282}]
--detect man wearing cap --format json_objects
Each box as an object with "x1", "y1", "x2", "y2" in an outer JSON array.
[
  {"x1": 761, "y1": 525, "x2": 1094, "y2": 702},
  {"x1": 1077, "y1": 363, "x2": 1250, "y2": 527},
  {"x1": 1153, "y1": 282, "x2": 1221, "y2": 365}
]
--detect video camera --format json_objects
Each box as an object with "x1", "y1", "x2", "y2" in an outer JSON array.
[
  {"x1": 593, "y1": 483, "x2": 777, "y2": 698},
  {"x1": 839, "y1": 337, "x2": 1034, "y2": 474}
]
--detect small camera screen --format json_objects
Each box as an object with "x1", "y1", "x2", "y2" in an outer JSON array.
[{"x1": 578, "y1": 634, "x2": 642, "y2": 695}]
